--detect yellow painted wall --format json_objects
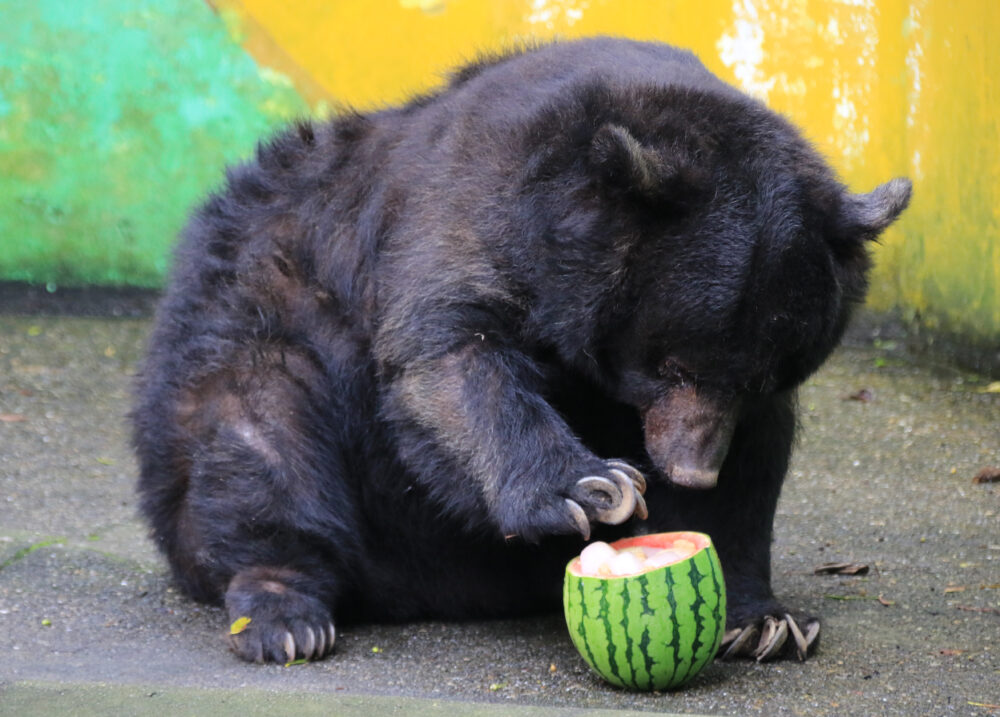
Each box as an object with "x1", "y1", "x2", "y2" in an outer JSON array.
[{"x1": 212, "y1": 0, "x2": 998, "y2": 343}]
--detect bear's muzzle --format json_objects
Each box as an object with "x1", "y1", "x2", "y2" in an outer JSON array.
[{"x1": 642, "y1": 386, "x2": 740, "y2": 489}]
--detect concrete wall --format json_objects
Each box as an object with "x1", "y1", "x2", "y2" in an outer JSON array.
[{"x1": 2, "y1": 0, "x2": 997, "y2": 351}]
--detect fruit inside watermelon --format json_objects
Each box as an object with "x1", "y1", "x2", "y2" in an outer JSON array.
[
  {"x1": 563, "y1": 531, "x2": 726, "y2": 691},
  {"x1": 573, "y1": 533, "x2": 703, "y2": 578}
]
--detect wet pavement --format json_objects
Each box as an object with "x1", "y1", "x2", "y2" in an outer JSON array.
[{"x1": 0, "y1": 296, "x2": 997, "y2": 716}]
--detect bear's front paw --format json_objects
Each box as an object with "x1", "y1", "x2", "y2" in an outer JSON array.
[
  {"x1": 225, "y1": 568, "x2": 337, "y2": 664},
  {"x1": 719, "y1": 612, "x2": 820, "y2": 662},
  {"x1": 564, "y1": 459, "x2": 648, "y2": 541}
]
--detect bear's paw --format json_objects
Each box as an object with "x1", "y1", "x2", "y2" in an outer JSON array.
[
  {"x1": 564, "y1": 459, "x2": 647, "y2": 541},
  {"x1": 225, "y1": 570, "x2": 336, "y2": 664}
]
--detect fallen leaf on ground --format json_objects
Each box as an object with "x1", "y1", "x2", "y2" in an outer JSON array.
[
  {"x1": 956, "y1": 605, "x2": 1000, "y2": 616},
  {"x1": 229, "y1": 616, "x2": 252, "y2": 635},
  {"x1": 938, "y1": 648, "x2": 963, "y2": 656},
  {"x1": 814, "y1": 562, "x2": 870, "y2": 575},
  {"x1": 0, "y1": 414, "x2": 26, "y2": 423},
  {"x1": 824, "y1": 594, "x2": 878, "y2": 601},
  {"x1": 844, "y1": 388, "x2": 875, "y2": 402},
  {"x1": 979, "y1": 381, "x2": 1000, "y2": 393},
  {"x1": 877, "y1": 595, "x2": 895, "y2": 606},
  {"x1": 972, "y1": 467, "x2": 1000, "y2": 484}
]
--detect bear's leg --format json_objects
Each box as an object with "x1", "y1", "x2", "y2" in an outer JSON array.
[
  {"x1": 647, "y1": 391, "x2": 820, "y2": 662},
  {"x1": 147, "y1": 346, "x2": 359, "y2": 663},
  {"x1": 385, "y1": 343, "x2": 647, "y2": 542}
]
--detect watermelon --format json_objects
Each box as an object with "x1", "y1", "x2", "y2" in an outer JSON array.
[{"x1": 562, "y1": 531, "x2": 726, "y2": 691}]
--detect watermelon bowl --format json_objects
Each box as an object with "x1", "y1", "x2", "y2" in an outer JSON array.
[{"x1": 562, "y1": 531, "x2": 726, "y2": 691}]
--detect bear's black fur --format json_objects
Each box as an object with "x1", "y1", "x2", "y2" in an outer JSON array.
[{"x1": 132, "y1": 37, "x2": 911, "y2": 664}]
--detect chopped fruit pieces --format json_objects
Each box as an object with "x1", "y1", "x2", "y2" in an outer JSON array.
[{"x1": 574, "y1": 538, "x2": 699, "y2": 577}]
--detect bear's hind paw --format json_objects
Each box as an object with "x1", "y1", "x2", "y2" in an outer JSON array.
[{"x1": 225, "y1": 568, "x2": 337, "y2": 664}]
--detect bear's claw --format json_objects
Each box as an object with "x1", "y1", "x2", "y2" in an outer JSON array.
[
  {"x1": 605, "y1": 459, "x2": 647, "y2": 494},
  {"x1": 753, "y1": 616, "x2": 788, "y2": 660},
  {"x1": 784, "y1": 612, "x2": 819, "y2": 660},
  {"x1": 282, "y1": 631, "x2": 297, "y2": 662},
  {"x1": 719, "y1": 613, "x2": 819, "y2": 662},
  {"x1": 565, "y1": 498, "x2": 591, "y2": 540},
  {"x1": 566, "y1": 460, "x2": 647, "y2": 539},
  {"x1": 576, "y1": 473, "x2": 635, "y2": 524}
]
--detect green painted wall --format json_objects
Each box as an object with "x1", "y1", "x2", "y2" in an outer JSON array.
[{"x1": 0, "y1": 0, "x2": 307, "y2": 287}]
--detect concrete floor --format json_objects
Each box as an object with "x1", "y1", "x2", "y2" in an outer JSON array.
[{"x1": 0, "y1": 298, "x2": 997, "y2": 716}]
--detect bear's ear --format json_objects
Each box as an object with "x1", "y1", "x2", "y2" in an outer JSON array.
[
  {"x1": 840, "y1": 177, "x2": 913, "y2": 238},
  {"x1": 589, "y1": 123, "x2": 708, "y2": 204}
]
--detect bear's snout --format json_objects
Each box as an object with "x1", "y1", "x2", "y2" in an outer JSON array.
[{"x1": 642, "y1": 386, "x2": 740, "y2": 489}]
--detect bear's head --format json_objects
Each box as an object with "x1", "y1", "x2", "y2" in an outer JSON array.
[{"x1": 521, "y1": 84, "x2": 912, "y2": 489}]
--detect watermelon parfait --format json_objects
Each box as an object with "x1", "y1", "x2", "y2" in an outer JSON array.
[{"x1": 563, "y1": 531, "x2": 726, "y2": 691}]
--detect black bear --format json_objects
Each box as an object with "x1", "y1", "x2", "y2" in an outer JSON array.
[{"x1": 132, "y1": 37, "x2": 911, "y2": 665}]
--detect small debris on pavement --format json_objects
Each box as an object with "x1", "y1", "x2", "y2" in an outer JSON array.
[
  {"x1": 814, "y1": 562, "x2": 870, "y2": 575},
  {"x1": 844, "y1": 388, "x2": 875, "y2": 402},
  {"x1": 955, "y1": 605, "x2": 1000, "y2": 616},
  {"x1": 972, "y1": 466, "x2": 1000, "y2": 484}
]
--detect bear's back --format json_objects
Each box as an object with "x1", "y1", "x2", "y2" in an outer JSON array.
[{"x1": 399, "y1": 38, "x2": 735, "y2": 131}]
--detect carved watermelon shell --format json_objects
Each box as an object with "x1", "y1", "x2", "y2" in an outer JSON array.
[{"x1": 563, "y1": 531, "x2": 726, "y2": 691}]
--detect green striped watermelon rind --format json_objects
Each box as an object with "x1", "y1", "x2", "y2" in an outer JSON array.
[{"x1": 562, "y1": 531, "x2": 727, "y2": 691}]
